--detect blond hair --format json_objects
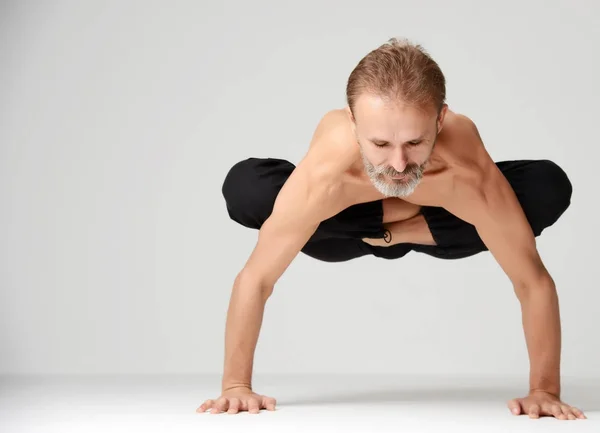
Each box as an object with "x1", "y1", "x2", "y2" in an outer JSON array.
[{"x1": 346, "y1": 37, "x2": 446, "y2": 115}]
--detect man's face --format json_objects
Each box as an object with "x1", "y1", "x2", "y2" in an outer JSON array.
[{"x1": 348, "y1": 94, "x2": 446, "y2": 197}]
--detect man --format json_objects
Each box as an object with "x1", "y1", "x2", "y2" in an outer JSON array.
[{"x1": 197, "y1": 38, "x2": 585, "y2": 420}]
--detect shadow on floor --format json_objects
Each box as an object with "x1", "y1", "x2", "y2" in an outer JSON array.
[{"x1": 282, "y1": 383, "x2": 600, "y2": 412}]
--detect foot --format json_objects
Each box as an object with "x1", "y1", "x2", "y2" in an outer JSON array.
[
  {"x1": 362, "y1": 228, "x2": 395, "y2": 247},
  {"x1": 362, "y1": 214, "x2": 437, "y2": 247}
]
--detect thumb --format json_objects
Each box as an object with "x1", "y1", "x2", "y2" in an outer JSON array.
[{"x1": 507, "y1": 398, "x2": 522, "y2": 415}]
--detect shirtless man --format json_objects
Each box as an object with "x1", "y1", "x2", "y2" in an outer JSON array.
[{"x1": 197, "y1": 38, "x2": 586, "y2": 420}]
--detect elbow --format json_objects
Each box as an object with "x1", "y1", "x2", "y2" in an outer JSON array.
[
  {"x1": 513, "y1": 273, "x2": 556, "y2": 302},
  {"x1": 236, "y1": 269, "x2": 274, "y2": 300}
]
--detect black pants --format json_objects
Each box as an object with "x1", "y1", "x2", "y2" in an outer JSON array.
[{"x1": 221, "y1": 157, "x2": 572, "y2": 262}]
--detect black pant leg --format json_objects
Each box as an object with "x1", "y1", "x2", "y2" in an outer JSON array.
[
  {"x1": 221, "y1": 157, "x2": 394, "y2": 262},
  {"x1": 497, "y1": 159, "x2": 572, "y2": 235},
  {"x1": 221, "y1": 157, "x2": 294, "y2": 230},
  {"x1": 415, "y1": 159, "x2": 573, "y2": 259}
]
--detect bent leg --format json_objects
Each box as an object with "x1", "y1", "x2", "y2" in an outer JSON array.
[
  {"x1": 221, "y1": 157, "x2": 393, "y2": 262},
  {"x1": 381, "y1": 197, "x2": 422, "y2": 223},
  {"x1": 414, "y1": 159, "x2": 573, "y2": 259},
  {"x1": 222, "y1": 158, "x2": 572, "y2": 262}
]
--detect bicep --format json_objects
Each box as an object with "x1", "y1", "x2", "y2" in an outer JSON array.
[
  {"x1": 449, "y1": 166, "x2": 549, "y2": 289},
  {"x1": 241, "y1": 159, "x2": 333, "y2": 289}
]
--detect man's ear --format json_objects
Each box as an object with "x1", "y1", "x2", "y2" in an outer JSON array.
[
  {"x1": 344, "y1": 105, "x2": 357, "y2": 133},
  {"x1": 437, "y1": 104, "x2": 448, "y2": 133},
  {"x1": 344, "y1": 105, "x2": 354, "y2": 121}
]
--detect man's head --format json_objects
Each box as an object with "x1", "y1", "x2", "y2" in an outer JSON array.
[{"x1": 345, "y1": 38, "x2": 448, "y2": 197}]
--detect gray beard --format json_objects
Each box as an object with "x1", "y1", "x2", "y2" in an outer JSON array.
[{"x1": 359, "y1": 145, "x2": 424, "y2": 198}]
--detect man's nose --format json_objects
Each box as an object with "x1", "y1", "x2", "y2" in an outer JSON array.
[{"x1": 389, "y1": 147, "x2": 408, "y2": 173}]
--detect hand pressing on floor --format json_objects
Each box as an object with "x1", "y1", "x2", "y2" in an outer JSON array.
[
  {"x1": 507, "y1": 390, "x2": 586, "y2": 420},
  {"x1": 196, "y1": 386, "x2": 277, "y2": 414}
]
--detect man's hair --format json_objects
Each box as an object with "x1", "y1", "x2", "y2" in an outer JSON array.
[{"x1": 346, "y1": 37, "x2": 446, "y2": 115}]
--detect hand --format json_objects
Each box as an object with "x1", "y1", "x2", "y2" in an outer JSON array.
[
  {"x1": 507, "y1": 390, "x2": 586, "y2": 420},
  {"x1": 196, "y1": 386, "x2": 277, "y2": 414}
]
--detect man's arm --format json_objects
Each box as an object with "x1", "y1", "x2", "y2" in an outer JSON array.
[
  {"x1": 444, "y1": 122, "x2": 561, "y2": 397},
  {"x1": 221, "y1": 152, "x2": 339, "y2": 392}
]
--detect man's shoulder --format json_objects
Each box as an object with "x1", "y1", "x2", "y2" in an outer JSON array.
[
  {"x1": 440, "y1": 109, "x2": 489, "y2": 166},
  {"x1": 278, "y1": 108, "x2": 358, "y2": 215},
  {"x1": 427, "y1": 111, "x2": 495, "y2": 205},
  {"x1": 442, "y1": 110, "x2": 480, "y2": 144},
  {"x1": 304, "y1": 108, "x2": 358, "y2": 175},
  {"x1": 309, "y1": 108, "x2": 355, "y2": 149}
]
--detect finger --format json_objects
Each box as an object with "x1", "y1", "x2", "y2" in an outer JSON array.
[
  {"x1": 227, "y1": 397, "x2": 240, "y2": 414},
  {"x1": 197, "y1": 399, "x2": 214, "y2": 413},
  {"x1": 263, "y1": 397, "x2": 277, "y2": 411},
  {"x1": 507, "y1": 399, "x2": 522, "y2": 415},
  {"x1": 571, "y1": 407, "x2": 586, "y2": 419},
  {"x1": 564, "y1": 406, "x2": 578, "y2": 420},
  {"x1": 528, "y1": 404, "x2": 540, "y2": 418},
  {"x1": 248, "y1": 398, "x2": 260, "y2": 414},
  {"x1": 561, "y1": 405, "x2": 573, "y2": 420},
  {"x1": 551, "y1": 404, "x2": 564, "y2": 419},
  {"x1": 540, "y1": 401, "x2": 554, "y2": 416},
  {"x1": 211, "y1": 397, "x2": 228, "y2": 414}
]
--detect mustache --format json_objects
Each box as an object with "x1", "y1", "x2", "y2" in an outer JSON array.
[{"x1": 374, "y1": 164, "x2": 422, "y2": 177}]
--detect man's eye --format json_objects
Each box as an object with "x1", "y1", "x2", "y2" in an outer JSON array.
[{"x1": 373, "y1": 141, "x2": 421, "y2": 147}]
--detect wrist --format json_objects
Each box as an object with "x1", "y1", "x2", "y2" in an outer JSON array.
[
  {"x1": 529, "y1": 375, "x2": 560, "y2": 398},
  {"x1": 529, "y1": 387, "x2": 560, "y2": 399},
  {"x1": 222, "y1": 381, "x2": 252, "y2": 393}
]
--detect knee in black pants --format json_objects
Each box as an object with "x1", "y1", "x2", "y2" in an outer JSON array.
[
  {"x1": 541, "y1": 159, "x2": 572, "y2": 216},
  {"x1": 221, "y1": 157, "x2": 293, "y2": 229},
  {"x1": 519, "y1": 159, "x2": 572, "y2": 235}
]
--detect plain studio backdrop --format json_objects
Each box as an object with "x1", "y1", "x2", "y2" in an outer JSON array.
[{"x1": 1, "y1": 0, "x2": 600, "y2": 431}]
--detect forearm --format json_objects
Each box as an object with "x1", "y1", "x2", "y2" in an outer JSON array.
[
  {"x1": 221, "y1": 272, "x2": 271, "y2": 392},
  {"x1": 518, "y1": 279, "x2": 562, "y2": 397}
]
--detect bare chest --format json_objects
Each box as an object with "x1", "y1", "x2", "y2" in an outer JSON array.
[{"x1": 315, "y1": 110, "x2": 489, "y2": 216}]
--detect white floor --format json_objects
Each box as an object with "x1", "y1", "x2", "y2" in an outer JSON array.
[{"x1": 0, "y1": 374, "x2": 597, "y2": 433}]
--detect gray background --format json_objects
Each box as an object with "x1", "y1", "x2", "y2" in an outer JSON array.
[{"x1": 1, "y1": 0, "x2": 598, "y2": 379}]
